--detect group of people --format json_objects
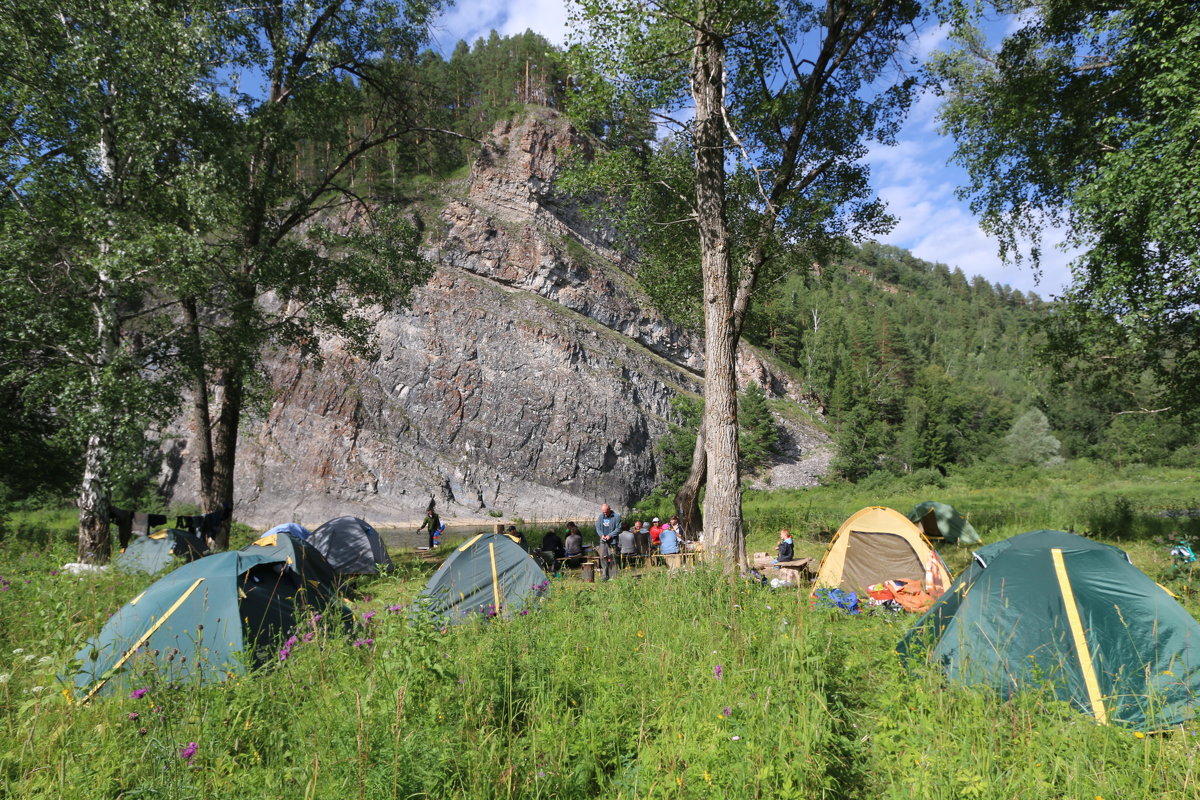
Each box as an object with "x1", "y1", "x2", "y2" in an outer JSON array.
[{"x1": 537, "y1": 504, "x2": 689, "y2": 578}]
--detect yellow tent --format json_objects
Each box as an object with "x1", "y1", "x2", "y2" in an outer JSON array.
[{"x1": 811, "y1": 507, "x2": 952, "y2": 599}]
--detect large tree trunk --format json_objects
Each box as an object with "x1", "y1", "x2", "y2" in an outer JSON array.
[
  {"x1": 691, "y1": 21, "x2": 745, "y2": 570},
  {"x1": 182, "y1": 298, "x2": 215, "y2": 502},
  {"x1": 78, "y1": 95, "x2": 120, "y2": 565},
  {"x1": 77, "y1": 275, "x2": 119, "y2": 563},
  {"x1": 674, "y1": 423, "x2": 706, "y2": 538},
  {"x1": 207, "y1": 363, "x2": 243, "y2": 549},
  {"x1": 77, "y1": 431, "x2": 112, "y2": 564}
]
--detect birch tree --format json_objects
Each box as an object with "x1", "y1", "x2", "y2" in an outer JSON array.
[
  {"x1": 569, "y1": 0, "x2": 921, "y2": 567},
  {"x1": 0, "y1": 0, "x2": 217, "y2": 562}
]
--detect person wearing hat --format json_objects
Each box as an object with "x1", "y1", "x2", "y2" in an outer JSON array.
[
  {"x1": 649, "y1": 518, "x2": 663, "y2": 548},
  {"x1": 506, "y1": 524, "x2": 527, "y2": 550}
]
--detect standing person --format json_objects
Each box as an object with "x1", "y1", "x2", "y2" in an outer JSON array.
[
  {"x1": 417, "y1": 506, "x2": 442, "y2": 549},
  {"x1": 595, "y1": 503, "x2": 621, "y2": 580},
  {"x1": 660, "y1": 522, "x2": 681, "y2": 569},
  {"x1": 775, "y1": 529, "x2": 794, "y2": 563},
  {"x1": 669, "y1": 514, "x2": 684, "y2": 540},
  {"x1": 618, "y1": 523, "x2": 637, "y2": 570}
]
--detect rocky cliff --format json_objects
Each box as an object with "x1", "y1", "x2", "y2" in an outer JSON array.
[{"x1": 163, "y1": 109, "x2": 831, "y2": 528}]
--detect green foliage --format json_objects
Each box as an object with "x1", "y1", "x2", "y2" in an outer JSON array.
[
  {"x1": 930, "y1": 0, "x2": 1200, "y2": 412},
  {"x1": 737, "y1": 383, "x2": 778, "y2": 475},
  {"x1": 646, "y1": 395, "x2": 704, "y2": 502},
  {"x1": 1003, "y1": 408, "x2": 1065, "y2": 467}
]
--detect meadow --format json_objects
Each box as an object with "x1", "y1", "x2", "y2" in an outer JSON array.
[{"x1": 2, "y1": 463, "x2": 1199, "y2": 799}]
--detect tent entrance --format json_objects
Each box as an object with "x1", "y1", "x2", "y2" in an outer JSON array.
[{"x1": 841, "y1": 531, "x2": 924, "y2": 592}]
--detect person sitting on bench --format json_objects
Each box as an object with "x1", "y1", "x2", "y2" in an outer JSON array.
[
  {"x1": 563, "y1": 523, "x2": 584, "y2": 568},
  {"x1": 774, "y1": 529, "x2": 794, "y2": 563}
]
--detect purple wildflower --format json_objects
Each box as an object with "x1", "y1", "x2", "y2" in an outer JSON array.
[
  {"x1": 302, "y1": 632, "x2": 314, "y2": 643},
  {"x1": 279, "y1": 646, "x2": 291, "y2": 662},
  {"x1": 387, "y1": 604, "x2": 402, "y2": 613},
  {"x1": 714, "y1": 664, "x2": 723, "y2": 680},
  {"x1": 723, "y1": 706, "x2": 732, "y2": 718},
  {"x1": 179, "y1": 741, "x2": 198, "y2": 763},
  {"x1": 127, "y1": 711, "x2": 139, "y2": 721},
  {"x1": 519, "y1": 609, "x2": 530, "y2": 616},
  {"x1": 362, "y1": 610, "x2": 376, "y2": 623},
  {"x1": 353, "y1": 638, "x2": 375, "y2": 648},
  {"x1": 130, "y1": 688, "x2": 148, "y2": 700}
]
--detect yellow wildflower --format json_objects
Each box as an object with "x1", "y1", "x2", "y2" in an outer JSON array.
[{"x1": 1134, "y1": 732, "x2": 1145, "y2": 739}]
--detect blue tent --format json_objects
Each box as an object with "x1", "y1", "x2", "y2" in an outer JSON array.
[{"x1": 264, "y1": 522, "x2": 312, "y2": 541}]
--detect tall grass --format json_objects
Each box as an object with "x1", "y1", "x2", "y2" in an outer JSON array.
[{"x1": 2, "y1": 466, "x2": 1199, "y2": 797}]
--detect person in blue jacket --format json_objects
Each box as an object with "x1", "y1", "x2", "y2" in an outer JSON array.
[{"x1": 595, "y1": 504, "x2": 621, "y2": 580}]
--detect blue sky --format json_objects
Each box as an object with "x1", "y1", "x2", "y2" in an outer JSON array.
[{"x1": 427, "y1": 1, "x2": 1075, "y2": 298}]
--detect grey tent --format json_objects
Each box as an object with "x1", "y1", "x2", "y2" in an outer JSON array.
[
  {"x1": 907, "y1": 501, "x2": 981, "y2": 545},
  {"x1": 74, "y1": 532, "x2": 345, "y2": 701},
  {"x1": 419, "y1": 532, "x2": 549, "y2": 622},
  {"x1": 309, "y1": 516, "x2": 394, "y2": 576},
  {"x1": 116, "y1": 529, "x2": 208, "y2": 574}
]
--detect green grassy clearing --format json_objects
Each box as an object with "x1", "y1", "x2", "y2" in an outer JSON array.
[{"x1": 2, "y1": 465, "x2": 1199, "y2": 798}]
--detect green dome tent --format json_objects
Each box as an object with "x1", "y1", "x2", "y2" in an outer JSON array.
[
  {"x1": 419, "y1": 532, "x2": 549, "y2": 622},
  {"x1": 309, "y1": 516, "x2": 394, "y2": 576},
  {"x1": 74, "y1": 533, "x2": 345, "y2": 702},
  {"x1": 898, "y1": 530, "x2": 1200, "y2": 730},
  {"x1": 116, "y1": 529, "x2": 208, "y2": 574},
  {"x1": 907, "y1": 501, "x2": 981, "y2": 545}
]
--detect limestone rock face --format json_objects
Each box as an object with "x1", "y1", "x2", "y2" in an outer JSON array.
[{"x1": 162, "y1": 110, "x2": 831, "y2": 529}]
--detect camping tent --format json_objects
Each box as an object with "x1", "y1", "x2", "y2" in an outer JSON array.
[
  {"x1": 263, "y1": 522, "x2": 312, "y2": 541},
  {"x1": 116, "y1": 529, "x2": 208, "y2": 574},
  {"x1": 309, "y1": 516, "x2": 394, "y2": 576},
  {"x1": 74, "y1": 532, "x2": 344, "y2": 701},
  {"x1": 811, "y1": 507, "x2": 952, "y2": 606},
  {"x1": 897, "y1": 530, "x2": 1200, "y2": 730},
  {"x1": 419, "y1": 532, "x2": 549, "y2": 622},
  {"x1": 907, "y1": 501, "x2": 981, "y2": 545}
]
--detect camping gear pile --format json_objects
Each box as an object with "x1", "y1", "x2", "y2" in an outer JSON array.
[{"x1": 810, "y1": 506, "x2": 951, "y2": 614}]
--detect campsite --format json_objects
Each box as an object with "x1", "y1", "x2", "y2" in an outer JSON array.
[
  {"x1": 2, "y1": 463, "x2": 1199, "y2": 798},
  {"x1": 2, "y1": 0, "x2": 1198, "y2": 797}
]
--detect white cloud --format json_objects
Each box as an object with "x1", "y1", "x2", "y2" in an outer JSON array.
[
  {"x1": 866, "y1": 77, "x2": 1075, "y2": 298},
  {"x1": 430, "y1": 0, "x2": 570, "y2": 53}
]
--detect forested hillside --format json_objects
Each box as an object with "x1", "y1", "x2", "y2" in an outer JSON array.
[{"x1": 741, "y1": 241, "x2": 1199, "y2": 482}]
